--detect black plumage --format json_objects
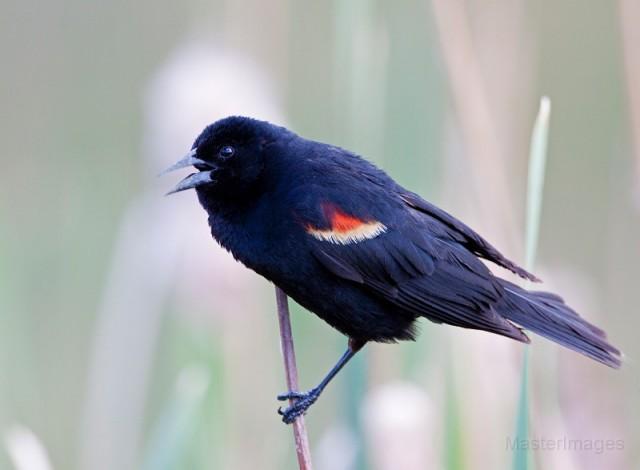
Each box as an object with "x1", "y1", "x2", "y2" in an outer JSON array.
[{"x1": 164, "y1": 116, "x2": 621, "y2": 423}]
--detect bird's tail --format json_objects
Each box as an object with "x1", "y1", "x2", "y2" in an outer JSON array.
[{"x1": 496, "y1": 279, "x2": 622, "y2": 368}]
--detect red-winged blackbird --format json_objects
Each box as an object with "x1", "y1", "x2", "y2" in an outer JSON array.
[{"x1": 164, "y1": 116, "x2": 621, "y2": 424}]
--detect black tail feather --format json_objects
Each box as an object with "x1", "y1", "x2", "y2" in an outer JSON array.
[{"x1": 497, "y1": 280, "x2": 622, "y2": 368}]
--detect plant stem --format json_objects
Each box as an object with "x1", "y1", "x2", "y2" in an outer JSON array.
[
  {"x1": 513, "y1": 96, "x2": 552, "y2": 470},
  {"x1": 274, "y1": 287, "x2": 314, "y2": 470}
]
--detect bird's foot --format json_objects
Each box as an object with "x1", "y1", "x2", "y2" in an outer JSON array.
[{"x1": 277, "y1": 387, "x2": 321, "y2": 424}]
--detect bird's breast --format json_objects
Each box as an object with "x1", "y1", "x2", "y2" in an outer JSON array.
[{"x1": 205, "y1": 203, "x2": 315, "y2": 284}]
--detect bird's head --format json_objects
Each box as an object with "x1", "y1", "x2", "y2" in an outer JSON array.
[{"x1": 163, "y1": 116, "x2": 287, "y2": 199}]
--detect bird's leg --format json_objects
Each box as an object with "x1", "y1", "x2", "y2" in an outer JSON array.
[{"x1": 277, "y1": 338, "x2": 366, "y2": 424}]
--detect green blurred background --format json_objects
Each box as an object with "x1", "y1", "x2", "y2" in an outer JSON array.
[{"x1": 1, "y1": 1, "x2": 638, "y2": 469}]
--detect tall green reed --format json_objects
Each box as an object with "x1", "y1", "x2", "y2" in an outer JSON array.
[{"x1": 513, "y1": 97, "x2": 551, "y2": 470}]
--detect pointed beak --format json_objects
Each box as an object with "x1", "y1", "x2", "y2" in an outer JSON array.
[
  {"x1": 159, "y1": 148, "x2": 212, "y2": 176},
  {"x1": 161, "y1": 148, "x2": 218, "y2": 195},
  {"x1": 165, "y1": 171, "x2": 216, "y2": 195}
]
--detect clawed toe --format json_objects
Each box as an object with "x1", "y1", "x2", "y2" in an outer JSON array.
[
  {"x1": 276, "y1": 388, "x2": 321, "y2": 424},
  {"x1": 277, "y1": 390, "x2": 308, "y2": 401}
]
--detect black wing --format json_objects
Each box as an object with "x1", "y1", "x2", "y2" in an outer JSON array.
[
  {"x1": 333, "y1": 149, "x2": 537, "y2": 282},
  {"x1": 304, "y1": 198, "x2": 529, "y2": 342},
  {"x1": 400, "y1": 191, "x2": 539, "y2": 282}
]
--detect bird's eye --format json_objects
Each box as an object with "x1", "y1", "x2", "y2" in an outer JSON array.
[{"x1": 219, "y1": 145, "x2": 235, "y2": 159}]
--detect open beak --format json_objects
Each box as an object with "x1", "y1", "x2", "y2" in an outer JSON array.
[{"x1": 161, "y1": 148, "x2": 218, "y2": 195}]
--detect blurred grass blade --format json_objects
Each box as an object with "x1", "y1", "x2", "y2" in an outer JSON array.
[
  {"x1": 142, "y1": 365, "x2": 211, "y2": 470},
  {"x1": 444, "y1": 366, "x2": 464, "y2": 470},
  {"x1": 513, "y1": 349, "x2": 532, "y2": 470},
  {"x1": 524, "y1": 96, "x2": 551, "y2": 272},
  {"x1": 513, "y1": 97, "x2": 551, "y2": 470}
]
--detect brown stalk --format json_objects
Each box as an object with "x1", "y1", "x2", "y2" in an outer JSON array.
[
  {"x1": 275, "y1": 287, "x2": 314, "y2": 470},
  {"x1": 430, "y1": 0, "x2": 519, "y2": 247},
  {"x1": 619, "y1": 0, "x2": 640, "y2": 207}
]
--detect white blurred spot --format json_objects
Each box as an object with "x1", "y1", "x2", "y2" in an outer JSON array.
[
  {"x1": 4, "y1": 425, "x2": 53, "y2": 470},
  {"x1": 316, "y1": 425, "x2": 358, "y2": 470},
  {"x1": 143, "y1": 42, "x2": 286, "y2": 173},
  {"x1": 362, "y1": 381, "x2": 442, "y2": 470}
]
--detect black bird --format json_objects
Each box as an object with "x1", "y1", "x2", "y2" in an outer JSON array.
[{"x1": 164, "y1": 116, "x2": 621, "y2": 424}]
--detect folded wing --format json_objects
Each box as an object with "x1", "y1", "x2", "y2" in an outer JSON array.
[{"x1": 303, "y1": 199, "x2": 529, "y2": 342}]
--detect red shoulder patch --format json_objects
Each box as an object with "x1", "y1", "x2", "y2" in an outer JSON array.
[
  {"x1": 306, "y1": 202, "x2": 387, "y2": 244},
  {"x1": 325, "y1": 205, "x2": 367, "y2": 232}
]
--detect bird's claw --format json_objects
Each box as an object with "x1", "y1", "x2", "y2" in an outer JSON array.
[{"x1": 276, "y1": 387, "x2": 321, "y2": 424}]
